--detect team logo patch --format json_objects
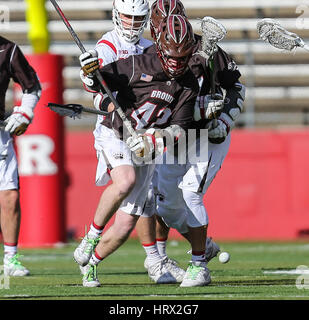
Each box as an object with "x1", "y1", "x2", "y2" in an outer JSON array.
[
  {"x1": 140, "y1": 73, "x2": 153, "y2": 82},
  {"x1": 113, "y1": 152, "x2": 124, "y2": 159}
]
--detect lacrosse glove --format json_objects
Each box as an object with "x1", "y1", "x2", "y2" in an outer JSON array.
[
  {"x1": 126, "y1": 128, "x2": 165, "y2": 161},
  {"x1": 79, "y1": 50, "x2": 100, "y2": 90},
  {"x1": 5, "y1": 106, "x2": 34, "y2": 136},
  {"x1": 194, "y1": 93, "x2": 225, "y2": 121}
]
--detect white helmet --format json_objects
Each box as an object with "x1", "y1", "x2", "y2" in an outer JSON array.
[{"x1": 112, "y1": 0, "x2": 150, "y2": 43}]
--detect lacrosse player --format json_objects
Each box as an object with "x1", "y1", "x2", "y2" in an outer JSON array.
[
  {"x1": 137, "y1": 0, "x2": 226, "y2": 285},
  {"x1": 76, "y1": 14, "x2": 199, "y2": 287},
  {"x1": 0, "y1": 36, "x2": 41, "y2": 276},
  {"x1": 74, "y1": 0, "x2": 178, "y2": 284},
  {"x1": 144, "y1": 1, "x2": 245, "y2": 287}
]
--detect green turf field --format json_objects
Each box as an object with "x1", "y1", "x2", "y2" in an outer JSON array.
[{"x1": 0, "y1": 239, "x2": 309, "y2": 300}]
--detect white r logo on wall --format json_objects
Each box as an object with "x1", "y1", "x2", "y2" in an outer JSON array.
[
  {"x1": 0, "y1": 265, "x2": 10, "y2": 290},
  {"x1": 295, "y1": 265, "x2": 309, "y2": 289}
]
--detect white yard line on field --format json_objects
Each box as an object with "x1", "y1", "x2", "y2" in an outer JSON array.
[{"x1": 263, "y1": 269, "x2": 309, "y2": 275}]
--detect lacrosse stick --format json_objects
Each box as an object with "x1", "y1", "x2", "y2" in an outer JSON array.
[
  {"x1": 197, "y1": 16, "x2": 227, "y2": 143},
  {"x1": 257, "y1": 18, "x2": 309, "y2": 52},
  {"x1": 47, "y1": 102, "x2": 109, "y2": 119},
  {"x1": 49, "y1": 0, "x2": 138, "y2": 139}
]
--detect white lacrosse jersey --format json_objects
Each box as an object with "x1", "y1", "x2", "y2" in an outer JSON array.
[{"x1": 93, "y1": 30, "x2": 153, "y2": 130}]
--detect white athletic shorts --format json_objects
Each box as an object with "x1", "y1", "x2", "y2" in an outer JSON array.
[
  {"x1": 156, "y1": 134, "x2": 231, "y2": 229},
  {"x1": 179, "y1": 134, "x2": 231, "y2": 193},
  {"x1": 0, "y1": 131, "x2": 19, "y2": 191},
  {"x1": 93, "y1": 125, "x2": 155, "y2": 216}
]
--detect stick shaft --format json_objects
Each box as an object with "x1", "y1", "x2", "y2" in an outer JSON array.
[
  {"x1": 81, "y1": 105, "x2": 107, "y2": 116},
  {"x1": 49, "y1": 0, "x2": 137, "y2": 138}
]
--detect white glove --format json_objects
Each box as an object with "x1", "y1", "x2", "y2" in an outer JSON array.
[
  {"x1": 5, "y1": 106, "x2": 34, "y2": 136},
  {"x1": 79, "y1": 50, "x2": 100, "y2": 89},
  {"x1": 126, "y1": 128, "x2": 164, "y2": 160},
  {"x1": 80, "y1": 69, "x2": 97, "y2": 88},
  {"x1": 194, "y1": 93, "x2": 224, "y2": 121},
  {"x1": 79, "y1": 49, "x2": 99, "y2": 75}
]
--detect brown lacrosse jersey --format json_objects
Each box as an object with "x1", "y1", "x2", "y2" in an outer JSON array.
[
  {"x1": 189, "y1": 34, "x2": 242, "y2": 129},
  {"x1": 98, "y1": 45, "x2": 199, "y2": 138},
  {"x1": 0, "y1": 36, "x2": 40, "y2": 120}
]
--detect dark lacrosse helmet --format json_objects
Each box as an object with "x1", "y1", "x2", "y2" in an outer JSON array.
[
  {"x1": 156, "y1": 14, "x2": 195, "y2": 78},
  {"x1": 150, "y1": 0, "x2": 186, "y2": 41}
]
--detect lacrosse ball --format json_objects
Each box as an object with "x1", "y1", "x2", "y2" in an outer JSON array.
[{"x1": 219, "y1": 251, "x2": 230, "y2": 264}]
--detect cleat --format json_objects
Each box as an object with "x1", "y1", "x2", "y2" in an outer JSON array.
[
  {"x1": 3, "y1": 254, "x2": 30, "y2": 277},
  {"x1": 79, "y1": 264, "x2": 90, "y2": 275},
  {"x1": 147, "y1": 259, "x2": 177, "y2": 284},
  {"x1": 205, "y1": 237, "x2": 220, "y2": 263},
  {"x1": 144, "y1": 257, "x2": 186, "y2": 283},
  {"x1": 82, "y1": 264, "x2": 100, "y2": 287},
  {"x1": 73, "y1": 233, "x2": 101, "y2": 267},
  {"x1": 180, "y1": 261, "x2": 211, "y2": 287},
  {"x1": 162, "y1": 257, "x2": 186, "y2": 283}
]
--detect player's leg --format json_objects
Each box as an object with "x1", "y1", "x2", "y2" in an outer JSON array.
[
  {"x1": 136, "y1": 205, "x2": 176, "y2": 283},
  {"x1": 135, "y1": 167, "x2": 177, "y2": 283},
  {"x1": 74, "y1": 164, "x2": 136, "y2": 267},
  {"x1": 136, "y1": 215, "x2": 161, "y2": 266},
  {"x1": 155, "y1": 215, "x2": 170, "y2": 259},
  {"x1": 0, "y1": 190, "x2": 30, "y2": 276},
  {"x1": 0, "y1": 132, "x2": 29, "y2": 276},
  {"x1": 179, "y1": 191, "x2": 211, "y2": 287},
  {"x1": 154, "y1": 163, "x2": 190, "y2": 282},
  {"x1": 82, "y1": 164, "x2": 171, "y2": 286},
  {"x1": 74, "y1": 127, "x2": 136, "y2": 267},
  {"x1": 135, "y1": 183, "x2": 161, "y2": 268},
  {"x1": 179, "y1": 135, "x2": 231, "y2": 287}
]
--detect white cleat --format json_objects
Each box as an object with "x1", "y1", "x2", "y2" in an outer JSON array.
[
  {"x1": 162, "y1": 257, "x2": 186, "y2": 283},
  {"x1": 147, "y1": 259, "x2": 177, "y2": 284},
  {"x1": 144, "y1": 257, "x2": 185, "y2": 283},
  {"x1": 73, "y1": 235, "x2": 100, "y2": 267},
  {"x1": 79, "y1": 264, "x2": 90, "y2": 275},
  {"x1": 205, "y1": 237, "x2": 220, "y2": 263},
  {"x1": 180, "y1": 261, "x2": 211, "y2": 287},
  {"x1": 3, "y1": 254, "x2": 30, "y2": 277},
  {"x1": 82, "y1": 264, "x2": 100, "y2": 287}
]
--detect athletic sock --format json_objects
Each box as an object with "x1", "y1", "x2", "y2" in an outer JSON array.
[
  {"x1": 4, "y1": 242, "x2": 18, "y2": 260},
  {"x1": 89, "y1": 249, "x2": 104, "y2": 265},
  {"x1": 156, "y1": 238, "x2": 168, "y2": 259},
  {"x1": 142, "y1": 241, "x2": 162, "y2": 266},
  {"x1": 191, "y1": 251, "x2": 206, "y2": 263},
  {"x1": 88, "y1": 222, "x2": 104, "y2": 239}
]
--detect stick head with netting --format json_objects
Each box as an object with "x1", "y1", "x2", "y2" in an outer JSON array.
[
  {"x1": 197, "y1": 16, "x2": 227, "y2": 59},
  {"x1": 47, "y1": 103, "x2": 83, "y2": 119},
  {"x1": 257, "y1": 18, "x2": 309, "y2": 52}
]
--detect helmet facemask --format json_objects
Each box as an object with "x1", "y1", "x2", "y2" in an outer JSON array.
[
  {"x1": 112, "y1": 0, "x2": 150, "y2": 43},
  {"x1": 156, "y1": 15, "x2": 195, "y2": 79}
]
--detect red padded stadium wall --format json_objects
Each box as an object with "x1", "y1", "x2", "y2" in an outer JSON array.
[
  {"x1": 65, "y1": 129, "x2": 309, "y2": 241},
  {"x1": 15, "y1": 54, "x2": 66, "y2": 247}
]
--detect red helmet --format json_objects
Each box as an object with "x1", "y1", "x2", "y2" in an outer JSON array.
[
  {"x1": 156, "y1": 14, "x2": 195, "y2": 79},
  {"x1": 150, "y1": 0, "x2": 186, "y2": 40}
]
